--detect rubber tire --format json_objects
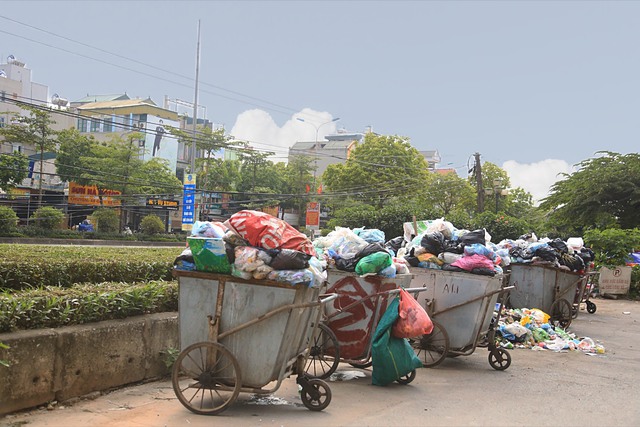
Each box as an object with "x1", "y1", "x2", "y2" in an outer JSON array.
[
  {"x1": 300, "y1": 378, "x2": 332, "y2": 411},
  {"x1": 488, "y1": 348, "x2": 511, "y2": 371}
]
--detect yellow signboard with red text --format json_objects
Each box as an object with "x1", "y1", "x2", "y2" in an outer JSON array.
[{"x1": 68, "y1": 182, "x2": 121, "y2": 206}]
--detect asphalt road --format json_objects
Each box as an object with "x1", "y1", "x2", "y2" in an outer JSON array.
[{"x1": 2, "y1": 297, "x2": 639, "y2": 427}]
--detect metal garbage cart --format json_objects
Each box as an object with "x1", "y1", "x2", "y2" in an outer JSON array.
[
  {"x1": 507, "y1": 262, "x2": 589, "y2": 328},
  {"x1": 409, "y1": 268, "x2": 512, "y2": 370},
  {"x1": 304, "y1": 270, "x2": 425, "y2": 384},
  {"x1": 172, "y1": 270, "x2": 337, "y2": 415}
]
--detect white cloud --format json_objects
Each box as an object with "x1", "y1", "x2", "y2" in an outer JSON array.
[
  {"x1": 502, "y1": 159, "x2": 576, "y2": 205},
  {"x1": 229, "y1": 108, "x2": 339, "y2": 162}
]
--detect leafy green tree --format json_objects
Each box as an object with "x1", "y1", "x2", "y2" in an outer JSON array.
[
  {"x1": 0, "y1": 105, "x2": 58, "y2": 205},
  {"x1": 323, "y1": 133, "x2": 430, "y2": 208},
  {"x1": 0, "y1": 206, "x2": 19, "y2": 234},
  {"x1": 140, "y1": 214, "x2": 165, "y2": 234},
  {"x1": 0, "y1": 153, "x2": 29, "y2": 190},
  {"x1": 92, "y1": 208, "x2": 120, "y2": 233},
  {"x1": 472, "y1": 211, "x2": 529, "y2": 243},
  {"x1": 540, "y1": 152, "x2": 640, "y2": 234},
  {"x1": 199, "y1": 158, "x2": 241, "y2": 191},
  {"x1": 55, "y1": 128, "x2": 97, "y2": 185},
  {"x1": 30, "y1": 206, "x2": 64, "y2": 229},
  {"x1": 421, "y1": 171, "x2": 476, "y2": 216}
]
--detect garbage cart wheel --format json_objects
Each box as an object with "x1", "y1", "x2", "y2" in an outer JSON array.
[
  {"x1": 410, "y1": 320, "x2": 450, "y2": 368},
  {"x1": 305, "y1": 323, "x2": 340, "y2": 379},
  {"x1": 550, "y1": 299, "x2": 572, "y2": 329},
  {"x1": 300, "y1": 378, "x2": 332, "y2": 411},
  {"x1": 488, "y1": 348, "x2": 511, "y2": 371},
  {"x1": 586, "y1": 301, "x2": 597, "y2": 314},
  {"x1": 349, "y1": 360, "x2": 373, "y2": 369},
  {"x1": 396, "y1": 369, "x2": 416, "y2": 385},
  {"x1": 172, "y1": 341, "x2": 242, "y2": 415}
]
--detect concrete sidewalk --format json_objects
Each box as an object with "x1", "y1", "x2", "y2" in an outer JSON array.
[{"x1": 2, "y1": 297, "x2": 638, "y2": 427}]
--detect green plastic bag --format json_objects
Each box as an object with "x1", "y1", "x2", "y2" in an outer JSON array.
[
  {"x1": 187, "y1": 237, "x2": 232, "y2": 274},
  {"x1": 355, "y1": 252, "x2": 392, "y2": 276},
  {"x1": 371, "y1": 297, "x2": 423, "y2": 386}
]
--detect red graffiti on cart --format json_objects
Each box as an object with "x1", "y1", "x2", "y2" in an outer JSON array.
[{"x1": 325, "y1": 275, "x2": 396, "y2": 359}]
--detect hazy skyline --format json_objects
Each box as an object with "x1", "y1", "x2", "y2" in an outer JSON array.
[{"x1": 2, "y1": 0, "x2": 638, "y2": 203}]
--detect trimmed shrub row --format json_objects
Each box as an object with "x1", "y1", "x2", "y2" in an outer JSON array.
[
  {"x1": 0, "y1": 245, "x2": 179, "y2": 290},
  {"x1": 0, "y1": 280, "x2": 178, "y2": 333}
]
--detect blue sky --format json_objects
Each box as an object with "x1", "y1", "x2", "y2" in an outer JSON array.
[{"x1": 2, "y1": 0, "x2": 639, "y2": 202}]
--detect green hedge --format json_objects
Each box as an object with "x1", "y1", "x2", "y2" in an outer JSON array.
[
  {"x1": 0, "y1": 281, "x2": 178, "y2": 333},
  {"x1": 0, "y1": 245, "x2": 179, "y2": 290}
]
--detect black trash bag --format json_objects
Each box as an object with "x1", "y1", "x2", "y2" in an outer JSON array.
[
  {"x1": 534, "y1": 246, "x2": 558, "y2": 262},
  {"x1": 335, "y1": 256, "x2": 359, "y2": 272},
  {"x1": 510, "y1": 247, "x2": 533, "y2": 260},
  {"x1": 458, "y1": 229, "x2": 486, "y2": 247},
  {"x1": 443, "y1": 241, "x2": 464, "y2": 254},
  {"x1": 384, "y1": 236, "x2": 405, "y2": 255},
  {"x1": 578, "y1": 247, "x2": 595, "y2": 263},
  {"x1": 442, "y1": 264, "x2": 464, "y2": 272},
  {"x1": 421, "y1": 231, "x2": 445, "y2": 255},
  {"x1": 471, "y1": 267, "x2": 496, "y2": 276},
  {"x1": 559, "y1": 253, "x2": 585, "y2": 272},
  {"x1": 225, "y1": 242, "x2": 236, "y2": 264},
  {"x1": 404, "y1": 255, "x2": 421, "y2": 267},
  {"x1": 173, "y1": 248, "x2": 194, "y2": 264},
  {"x1": 268, "y1": 248, "x2": 311, "y2": 270},
  {"x1": 356, "y1": 243, "x2": 390, "y2": 259},
  {"x1": 548, "y1": 238, "x2": 569, "y2": 254}
]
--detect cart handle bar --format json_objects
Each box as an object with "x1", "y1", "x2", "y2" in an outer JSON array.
[
  {"x1": 327, "y1": 286, "x2": 427, "y2": 316},
  {"x1": 217, "y1": 292, "x2": 338, "y2": 341}
]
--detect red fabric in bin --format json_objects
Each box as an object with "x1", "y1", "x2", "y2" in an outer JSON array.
[{"x1": 227, "y1": 210, "x2": 316, "y2": 256}]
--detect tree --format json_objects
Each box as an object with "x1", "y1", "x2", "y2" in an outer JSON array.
[
  {"x1": 540, "y1": 152, "x2": 640, "y2": 234},
  {"x1": 140, "y1": 214, "x2": 165, "y2": 234},
  {"x1": 0, "y1": 206, "x2": 19, "y2": 233},
  {"x1": 0, "y1": 153, "x2": 29, "y2": 190},
  {"x1": 92, "y1": 208, "x2": 120, "y2": 233},
  {"x1": 199, "y1": 158, "x2": 241, "y2": 192},
  {"x1": 0, "y1": 105, "x2": 58, "y2": 206},
  {"x1": 55, "y1": 128, "x2": 97, "y2": 185},
  {"x1": 323, "y1": 133, "x2": 430, "y2": 208},
  {"x1": 421, "y1": 171, "x2": 476, "y2": 217}
]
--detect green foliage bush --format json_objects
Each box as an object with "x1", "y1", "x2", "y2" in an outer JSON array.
[
  {"x1": 0, "y1": 280, "x2": 178, "y2": 332},
  {"x1": 472, "y1": 211, "x2": 529, "y2": 243},
  {"x1": 20, "y1": 226, "x2": 82, "y2": 239},
  {"x1": 584, "y1": 228, "x2": 640, "y2": 267},
  {"x1": 30, "y1": 206, "x2": 65, "y2": 229},
  {"x1": 92, "y1": 208, "x2": 119, "y2": 233},
  {"x1": 0, "y1": 244, "x2": 178, "y2": 290},
  {"x1": 140, "y1": 214, "x2": 165, "y2": 235},
  {"x1": 0, "y1": 206, "x2": 19, "y2": 234}
]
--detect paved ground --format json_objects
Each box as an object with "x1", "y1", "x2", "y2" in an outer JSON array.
[{"x1": 2, "y1": 297, "x2": 639, "y2": 427}]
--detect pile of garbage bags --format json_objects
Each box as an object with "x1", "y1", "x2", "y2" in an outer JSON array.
[
  {"x1": 313, "y1": 227, "x2": 410, "y2": 278},
  {"x1": 174, "y1": 210, "x2": 326, "y2": 287},
  {"x1": 496, "y1": 306, "x2": 605, "y2": 354}
]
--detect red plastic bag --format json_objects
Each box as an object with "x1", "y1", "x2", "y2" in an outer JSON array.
[
  {"x1": 226, "y1": 210, "x2": 316, "y2": 256},
  {"x1": 392, "y1": 288, "x2": 433, "y2": 338}
]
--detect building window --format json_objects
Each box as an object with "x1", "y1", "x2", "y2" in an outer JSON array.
[
  {"x1": 12, "y1": 144, "x2": 22, "y2": 153},
  {"x1": 77, "y1": 118, "x2": 88, "y2": 132},
  {"x1": 103, "y1": 118, "x2": 113, "y2": 133},
  {"x1": 90, "y1": 118, "x2": 100, "y2": 132},
  {"x1": 0, "y1": 116, "x2": 5, "y2": 128}
]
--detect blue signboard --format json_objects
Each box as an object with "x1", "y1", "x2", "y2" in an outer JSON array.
[{"x1": 181, "y1": 174, "x2": 196, "y2": 231}]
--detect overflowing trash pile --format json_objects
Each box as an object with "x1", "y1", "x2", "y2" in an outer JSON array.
[
  {"x1": 313, "y1": 226, "x2": 410, "y2": 278},
  {"x1": 495, "y1": 306, "x2": 605, "y2": 355},
  {"x1": 174, "y1": 210, "x2": 326, "y2": 287}
]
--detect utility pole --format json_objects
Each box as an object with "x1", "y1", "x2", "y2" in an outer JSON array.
[{"x1": 474, "y1": 152, "x2": 484, "y2": 212}]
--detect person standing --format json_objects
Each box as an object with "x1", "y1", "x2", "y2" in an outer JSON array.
[{"x1": 153, "y1": 120, "x2": 165, "y2": 157}]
